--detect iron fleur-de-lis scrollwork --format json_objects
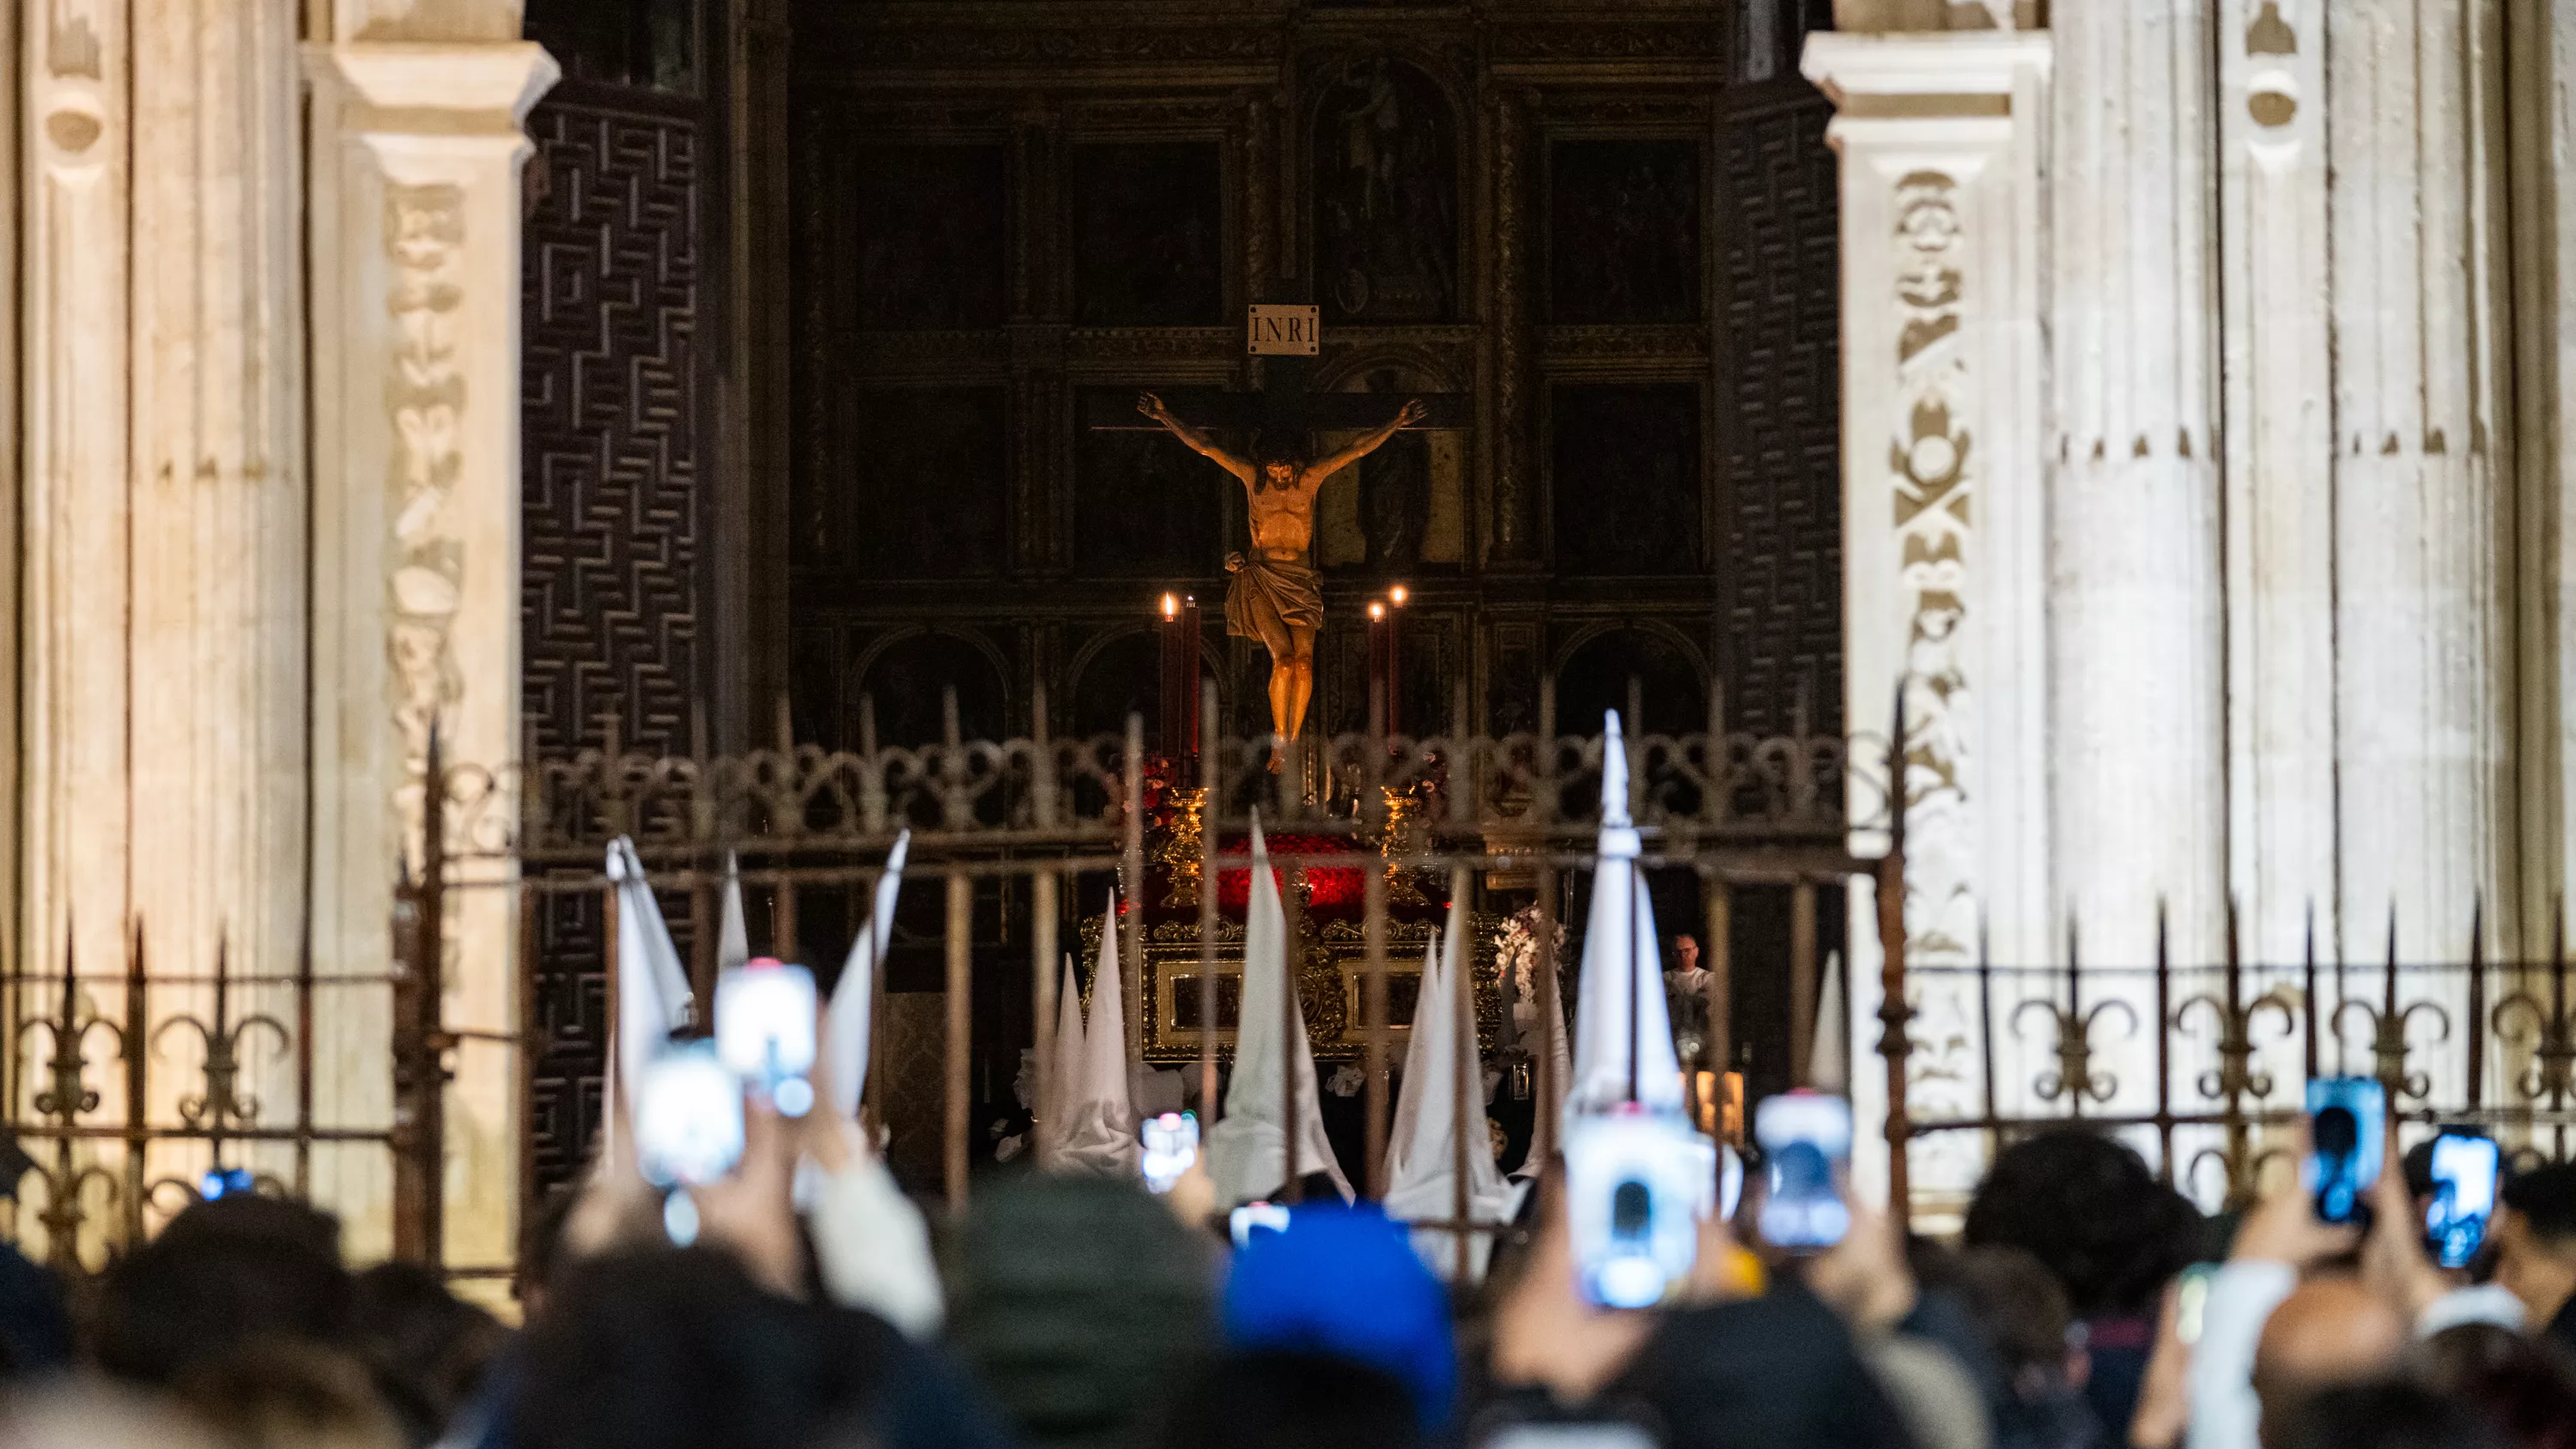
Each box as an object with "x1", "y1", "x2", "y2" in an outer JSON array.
[
  {"x1": 2014, "y1": 917, "x2": 2136, "y2": 1108},
  {"x1": 2492, "y1": 900, "x2": 2576, "y2": 1106},
  {"x1": 19, "y1": 925, "x2": 117, "y2": 1123},
  {"x1": 2330, "y1": 911, "x2": 2450, "y2": 1103},
  {"x1": 2175, "y1": 902, "x2": 2294, "y2": 1106},
  {"x1": 149, "y1": 938, "x2": 289, "y2": 1130}
]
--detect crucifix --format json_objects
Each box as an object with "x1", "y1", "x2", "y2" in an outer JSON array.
[{"x1": 1085, "y1": 304, "x2": 1467, "y2": 769}]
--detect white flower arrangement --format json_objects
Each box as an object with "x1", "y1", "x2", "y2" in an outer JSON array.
[{"x1": 1492, "y1": 904, "x2": 1567, "y2": 1008}]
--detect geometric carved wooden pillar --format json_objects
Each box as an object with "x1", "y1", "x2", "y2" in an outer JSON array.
[{"x1": 306, "y1": 37, "x2": 556, "y2": 1272}]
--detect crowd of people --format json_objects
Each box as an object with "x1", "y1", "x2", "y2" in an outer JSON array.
[{"x1": 5, "y1": 1105, "x2": 2576, "y2": 1449}]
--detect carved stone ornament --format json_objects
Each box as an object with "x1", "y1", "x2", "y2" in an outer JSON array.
[
  {"x1": 1887, "y1": 170, "x2": 1976, "y2": 968},
  {"x1": 385, "y1": 182, "x2": 470, "y2": 790}
]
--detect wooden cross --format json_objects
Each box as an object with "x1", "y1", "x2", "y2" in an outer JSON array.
[{"x1": 1080, "y1": 306, "x2": 1468, "y2": 441}]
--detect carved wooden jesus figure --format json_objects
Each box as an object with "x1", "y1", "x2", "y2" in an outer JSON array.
[{"x1": 1139, "y1": 391, "x2": 1426, "y2": 765}]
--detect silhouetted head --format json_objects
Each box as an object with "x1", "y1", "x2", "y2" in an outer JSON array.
[
  {"x1": 2254, "y1": 1277, "x2": 2406, "y2": 1449},
  {"x1": 94, "y1": 1197, "x2": 354, "y2": 1387},
  {"x1": 1962, "y1": 1129, "x2": 2202, "y2": 1317},
  {"x1": 2277, "y1": 1379, "x2": 2507, "y2": 1449}
]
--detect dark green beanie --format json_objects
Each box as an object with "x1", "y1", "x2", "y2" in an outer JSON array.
[{"x1": 946, "y1": 1174, "x2": 1218, "y2": 1449}]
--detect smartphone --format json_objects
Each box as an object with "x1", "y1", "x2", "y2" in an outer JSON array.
[
  {"x1": 1230, "y1": 1201, "x2": 1291, "y2": 1249},
  {"x1": 1141, "y1": 1112, "x2": 1199, "y2": 1195},
  {"x1": 200, "y1": 1166, "x2": 255, "y2": 1201},
  {"x1": 2425, "y1": 1129, "x2": 2501, "y2": 1270},
  {"x1": 2305, "y1": 1076, "x2": 2385, "y2": 1226},
  {"x1": 1564, "y1": 1106, "x2": 1709, "y2": 1309},
  {"x1": 716, "y1": 959, "x2": 819, "y2": 1118},
  {"x1": 1755, "y1": 1092, "x2": 1853, "y2": 1252},
  {"x1": 635, "y1": 1043, "x2": 747, "y2": 1189}
]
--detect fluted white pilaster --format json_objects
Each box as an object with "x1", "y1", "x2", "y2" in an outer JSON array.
[
  {"x1": 2220, "y1": 0, "x2": 2337, "y2": 966},
  {"x1": 2047, "y1": 0, "x2": 2227, "y2": 974},
  {"x1": 2328, "y1": 0, "x2": 2512, "y2": 967}
]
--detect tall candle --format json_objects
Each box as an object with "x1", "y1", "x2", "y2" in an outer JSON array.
[
  {"x1": 1366, "y1": 601, "x2": 1389, "y2": 737},
  {"x1": 1385, "y1": 585, "x2": 1406, "y2": 740},
  {"x1": 1157, "y1": 592, "x2": 1202, "y2": 768}
]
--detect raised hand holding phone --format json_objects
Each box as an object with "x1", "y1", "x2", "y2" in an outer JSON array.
[
  {"x1": 1753, "y1": 1092, "x2": 1853, "y2": 1253},
  {"x1": 1492, "y1": 1169, "x2": 1657, "y2": 1404},
  {"x1": 2423, "y1": 1130, "x2": 2500, "y2": 1270},
  {"x1": 2363, "y1": 1120, "x2": 2454, "y2": 1322},
  {"x1": 2232, "y1": 1116, "x2": 2361, "y2": 1268},
  {"x1": 716, "y1": 959, "x2": 820, "y2": 1118},
  {"x1": 2305, "y1": 1076, "x2": 2385, "y2": 1226}
]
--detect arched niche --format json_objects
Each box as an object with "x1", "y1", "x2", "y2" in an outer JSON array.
[
  {"x1": 850, "y1": 628, "x2": 1011, "y2": 748},
  {"x1": 1552, "y1": 625, "x2": 1708, "y2": 737},
  {"x1": 1310, "y1": 349, "x2": 1467, "y2": 576},
  {"x1": 1309, "y1": 56, "x2": 1461, "y2": 324},
  {"x1": 1068, "y1": 626, "x2": 1219, "y2": 750}
]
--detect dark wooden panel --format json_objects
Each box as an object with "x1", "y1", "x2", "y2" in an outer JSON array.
[
  {"x1": 1720, "y1": 99, "x2": 1843, "y2": 734},
  {"x1": 1072, "y1": 386, "x2": 1226, "y2": 578},
  {"x1": 524, "y1": 0, "x2": 698, "y2": 92},
  {"x1": 1072, "y1": 142, "x2": 1225, "y2": 326},
  {"x1": 850, "y1": 386, "x2": 1011, "y2": 579},
  {"x1": 1550, "y1": 139, "x2": 1702, "y2": 324},
  {"x1": 1551, "y1": 383, "x2": 1704, "y2": 576},
  {"x1": 856, "y1": 143, "x2": 1008, "y2": 330}
]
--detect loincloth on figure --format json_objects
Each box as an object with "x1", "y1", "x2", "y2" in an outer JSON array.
[{"x1": 1223, "y1": 551, "x2": 1326, "y2": 644}]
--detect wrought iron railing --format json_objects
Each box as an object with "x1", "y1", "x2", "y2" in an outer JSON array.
[{"x1": 1892, "y1": 914, "x2": 2576, "y2": 1210}]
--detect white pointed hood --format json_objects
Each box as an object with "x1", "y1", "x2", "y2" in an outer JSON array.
[
  {"x1": 1514, "y1": 945, "x2": 1574, "y2": 1180},
  {"x1": 1057, "y1": 894, "x2": 1142, "y2": 1176},
  {"x1": 1384, "y1": 894, "x2": 1528, "y2": 1281},
  {"x1": 717, "y1": 850, "x2": 751, "y2": 973},
  {"x1": 825, "y1": 831, "x2": 908, "y2": 1121},
  {"x1": 1565, "y1": 712, "x2": 1686, "y2": 1128},
  {"x1": 1206, "y1": 817, "x2": 1352, "y2": 1204},
  {"x1": 1036, "y1": 953, "x2": 1086, "y2": 1167},
  {"x1": 1809, "y1": 950, "x2": 1849, "y2": 1094},
  {"x1": 605, "y1": 837, "x2": 696, "y2": 1165}
]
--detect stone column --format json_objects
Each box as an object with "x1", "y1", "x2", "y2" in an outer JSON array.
[
  {"x1": 2327, "y1": 0, "x2": 2513, "y2": 967},
  {"x1": 2512, "y1": 0, "x2": 2576, "y2": 934},
  {"x1": 24, "y1": 0, "x2": 132, "y2": 1065},
  {"x1": 2219, "y1": 0, "x2": 2337, "y2": 966},
  {"x1": 306, "y1": 35, "x2": 555, "y2": 1269},
  {"x1": 2047, "y1": 0, "x2": 2226, "y2": 975},
  {"x1": 21, "y1": 0, "x2": 309, "y2": 1258},
  {"x1": 1804, "y1": 30, "x2": 2051, "y2": 1218}
]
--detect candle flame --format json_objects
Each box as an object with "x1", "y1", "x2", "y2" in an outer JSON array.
[
  {"x1": 1390, "y1": 585, "x2": 1408, "y2": 607},
  {"x1": 1369, "y1": 602, "x2": 1386, "y2": 621},
  {"x1": 1161, "y1": 592, "x2": 1178, "y2": 619}
]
